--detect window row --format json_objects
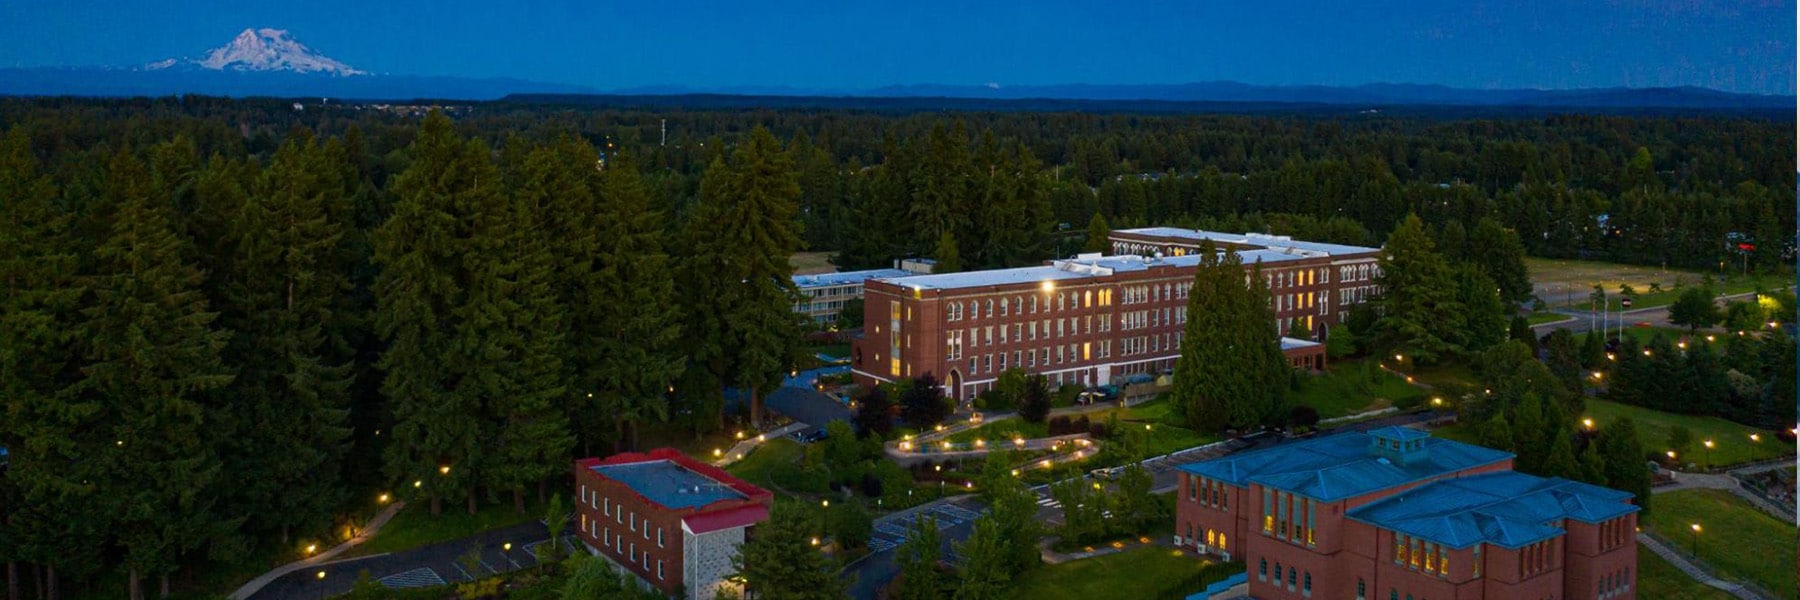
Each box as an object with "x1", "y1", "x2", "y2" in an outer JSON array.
[
  {"x1": 1338, "y1": 262, "x2": 1380, "y2": 283},
  {"x1": 1598, "y1": 566, "x2": 1632, "y2": 599},
  {"x1": 963, "y1": 342, "x2": 1109, "y2": 376},
  {"x1": 945, "y1": 288, "x2": 1120, "y2": 322},
  {"x1": 1262, "y1": 488, "x2": 1317, "y2": 547},
  {"x1": 1266, "y1": 267, "x2": 1329, "y2": 290},
  {"x1": 1394, "y1": 532, "x2": 1451, "y2": 577},
  {"x1": 1188, "y1": 474, "x2": 1229, "y2": 511},
  {"x1": 1257, "y1": 559, "x2": 1313, "y2": 598}
]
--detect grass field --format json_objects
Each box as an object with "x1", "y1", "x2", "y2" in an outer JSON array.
[
  {"x1": 724, "y1": 438, "x2": 805, "y2": 488},
  {"x1": 790, "y1": 251, "x2": 837, "y2": 275},
  {"x1": 947, "y1": 419, "x2": 1050, "y2": 444},
  {"x1": 1007, "y1": 547, "x2": 1234, "y2": 600},
  {"x1": 1641, "y1": 489, "x2": 1797, "y2": 599},
  {"x1": 1292, "y1": 359, "x2": 1416, "y2": 418},
  {"x1": 1527, "y1": 312, "x2": 1574, "y2": 325},
  {"x1": 1584, "y1": 399, "x2": 1786, "y2": 468},
  {"x1": 349, "y1": 497, "x2": 547, "y2": 558},
  {"x1": 1528, "y1": 257, "x2": 1777, "y2": 311},
  {"x1": 1635, "y1": 546, "x2": 1735, "y2": 600}
]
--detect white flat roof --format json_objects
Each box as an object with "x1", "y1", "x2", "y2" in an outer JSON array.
[
  {"x1": 870, "y1": 251, "x2": 1310, "y2": 292},
  {"x1": 1114, "y1": 227, "x2": 1380, "y2": 257},
  {"x1": 792, "y1": 269, "x2": 914, "y2": 289}
]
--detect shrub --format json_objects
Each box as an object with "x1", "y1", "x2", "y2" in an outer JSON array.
[{"x1": 861, "y1": 471, "x2": 884, "y2": 498}]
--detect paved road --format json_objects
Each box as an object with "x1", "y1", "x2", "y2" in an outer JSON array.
[
  {"x1": 247, "y1": 522, "x2": 564, "y2": 600},
  {"x1": 1531, "y1": 290, "x2": 1777, "y2": 335}
]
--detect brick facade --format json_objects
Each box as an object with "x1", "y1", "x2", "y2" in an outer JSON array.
[
  {"x1": 573, "y1": 449, "x2": 772, "y2": 600},
  {"x1": 850, "y1": 234, "x2": 1374, "y2": 401},
  {"x1": 1175, "y1": 431, "x2": 1640, "y2": 600}
]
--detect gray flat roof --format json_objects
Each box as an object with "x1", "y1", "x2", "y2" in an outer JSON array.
[
  {"x1": 1280, "y1": 337, "x2": 1323, "y2": 351},
  {"x1": 793, "y1": 269, "x2": 914, "y2": 289},
  {"x1": 1114, "y1": 227, "x2": 1381, "y2": 257},
  {"x1": 870, "y1": 251, "x2": 1311, "y2": 292},
  {"x1": 592, "y1": 460, "x2": 746, "y2": 510}
]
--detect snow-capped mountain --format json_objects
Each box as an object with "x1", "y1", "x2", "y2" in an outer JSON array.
[{"x1": 150, "y1": 28, "x2": 365, "y2": 76}]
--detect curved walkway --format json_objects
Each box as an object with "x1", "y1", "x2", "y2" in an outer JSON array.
[
  {"x1": 1636, "y1": 533, "x2": 1769, "y2": 600},
  {"x1": 1661, "y1": 469, "x2": 1796, "y2": 525},
  {"x1": 712, "y1": 422, "x2": 809, "y2": 467},
  {"x1": 229, "y1": 501, "x2": 407, "y2": 600}
]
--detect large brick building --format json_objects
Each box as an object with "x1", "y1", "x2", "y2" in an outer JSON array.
[
  {"x1": 848, "y1": 230, "x2": 1380, "y2": 402},
  {"x1": 573, "y1": 449, "x2": 773, "y2": 600},
  {"x1": 1175, "y1": 428, "x2": 1641, "y2": 600}
]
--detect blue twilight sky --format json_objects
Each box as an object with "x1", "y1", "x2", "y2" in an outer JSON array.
[{"x1": 0, "y1": 0, "x2": 1793, "y2": 95}]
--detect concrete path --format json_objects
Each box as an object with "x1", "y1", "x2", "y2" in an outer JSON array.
[
  {"x1": 229, "y1": 501, "x2": 407, "y2": 600},
  {"x1": 1636, "y1": 533, "x2": 1770, "y2": 600},
  {"x1": 712, "y1": 422, "x2": 809, "y2": 467}
]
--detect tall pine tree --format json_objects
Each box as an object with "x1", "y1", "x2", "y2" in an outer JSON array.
[
  {"x1": 79, "y1": 146, "x2": 236, "y2": 599},
  {"x1": 1374, "y1": 214, "x2": 1464, "y2": 364},
  {"x1": 374, "y1": 112, "x2": 491, "y2": 516},
  {"x1": 1173, "y1": 243, "x2": 1291, "y2": 431}
]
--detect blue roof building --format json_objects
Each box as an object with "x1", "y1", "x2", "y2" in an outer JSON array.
[
  {"x1": 1175, "y1": 427, "x2": 1514, "y2": 502},
  {"x1": 1347, "y1": 471, "x2": 1639, "y2": 550},
  {"x1": 1173, "y1": 428, "x2": 1642, "y2": 600}
]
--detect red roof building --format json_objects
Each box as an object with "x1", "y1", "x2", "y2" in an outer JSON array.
[{"x1": 574, "y1": 448, "x2": 773, "y2": 600}]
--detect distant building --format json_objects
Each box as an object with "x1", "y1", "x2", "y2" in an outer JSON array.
[
  {"x1": 1175, "y1": 428, "x2": 1640, "y2": 600},
  {"x1": 792, "y1": 261, "x2": 935, "y2": 325},
  {"x1": 793, "y1": 269, "x2": 912, "y2": 324},
  {"x1": 574, "y1": 449, "x2": 773, "y2": 600},
  {"x1": 849, "y1": 229, "x2": 1378, "y2": 401}
]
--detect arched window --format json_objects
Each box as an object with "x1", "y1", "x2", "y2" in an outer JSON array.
[{"x1": 1259, "y1": 559, "x2": 1268, "y2": 581}]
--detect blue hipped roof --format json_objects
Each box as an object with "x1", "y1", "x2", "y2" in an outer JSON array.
[
  {"x1": 1174, "y1": 430, "x2": 1513, "y2": 502},
  {"x1": 1346, "y1": 471, "x2": 1639, "y2": 549}
]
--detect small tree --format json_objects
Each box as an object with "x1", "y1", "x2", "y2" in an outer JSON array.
[
  {"x1": 900, "y1": 374, "x2": 950, "y2": 429},
  {"x1": 731, "y1": 502, "x2": 846, "y2": 600},
  {"x1": 834, "y1": 297, "x2": 865, "y2": 331},
  {"x1": 539, "y1": 494, "x2": 569, "y2": 563},
  {"x1": 852, "y1": 386, "x2": 893, "y2": 438},
  {"x1": 1017, "y1": 375, "x2": 1052, "y2": 423},
  {"x1": 893, "y1": 515, "x2": 946, "y2": 600},
  {"x1": 1083, "y1": 212, "x2": 1112, "y2": 254},
  {"x1": 1289, "y1": 405, "x2": 1321, "y2": 431},
  {"x1": 826, "y1": 501, "x2": 873, "y2": 550},
  {"x1": 1665, "y1": 426, "x2": 1694, "y2": 459},
  {"x1": 1669, "y1": 287, "x2": 1720, "y2": 332}
]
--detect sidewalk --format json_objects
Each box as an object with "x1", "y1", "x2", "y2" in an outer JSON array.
[
  {"x1": 1636, "y1": 533, "x2": 1769, "y2": 600},
  {"x1": 713, "y1": 422, "x2": 809, "y2": 467},
  {"x1": 230, "y1": 501, "x2": 407, "y2": 600}
]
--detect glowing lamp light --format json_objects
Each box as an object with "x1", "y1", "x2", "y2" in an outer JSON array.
[
  {"x1": 378, "y1": 493, "x2": 390, "y2": 504},
  {"x1": 1705, "y1": 335, "x2": 1715, "y2": 342},
  {"x1": 1666, "y1": 450, "x2": 1677, "y2": 459},
  {"x1": 822, "y1": 500, "x2": 830, "y2": 508},
  {"x1": 413, "y1": 480, "x2": 422, "y2": 488},
  {"x1": 1749, "y1": 433, "x2": 1760, "y2": 442},
  {"x1": 1582, "y1": 418, "x2": 1594, "y2": 429},
  {"x1": 316, "y1": 571, "x2": 325, "y2": 581},
  {"x1": 965, "y1": 481, "x2": 973, "y2": 489},
  {"x1": 503, "y1": 542, "x2": 512, "y2": 552},
  {"x1": 1703, "y1": 440, "x2": 1713, "y2": 449},
  {"x1": 1690, "y1": 523, "x2": 1702, "y2": 533},
  {"x1": 1013, "y1": 438, "x2": 1025, "y2": 447},
  {"x1": 713, "y1": 448, "x2": 722, "y2": 457},
  {"x1": 1431, "y1": 397, "x2": 1443, "y2": 406},
  {"x1": 1041, "y1": 281, "x2": 1055, "y2": 294},
  {"x1": 736, "y1": 431, "x2": 746, "y2": 440},
  {"x1": 974, "y1": 439, "x2": 985, "y2": 447},
  {"x1": 1643, "y1": 350, "x2": 1652, "y2": 356},
  {"x1": 811, "y1": 537, "x2": 820, "y2": 546},
  {"x1": 900, "y1": 442, "x2": 912, "y2": 451},
  {"x1": 305, "y1": 544, "x2": 317, "y2": 554},
  {"x1": 1145, "y1": 424, "x2": 1153, "y2": 431},
  {"x1": 1394, "y1": 354, "x2": 1404, "y2": 361},
  {"x1": 1011, "y1": 469, "x2": 1020, "y2": 476}
]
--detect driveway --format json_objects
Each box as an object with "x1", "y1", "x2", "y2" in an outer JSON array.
[{"x1": 246, "y1": 521, "x2": 567, "y2": 600}]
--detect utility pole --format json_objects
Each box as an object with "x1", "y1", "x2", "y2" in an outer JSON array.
[{"x1": 660, "y1": 119, "x2": 667, "y2": 147}]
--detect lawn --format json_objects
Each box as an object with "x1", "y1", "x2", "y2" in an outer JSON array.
[
  {"x1": 1640, "y1": 489, "x2": 1797, "y2": 599},
  {"x1": 1634, "y1": 546, "x2": 1734, "y2": 600},
  {"x1": 789, "y1": 251, "x2": 836, "y2": 275},
  {"x1": 1584, "y1": 399, "x2": 1786, "y2": 468},
  {"x1": 1291, "y1": 359, "x2": 1415, "y2": 418},
  {"x1": 349, "y1": 497, "x2": 547, "y2": 558},
  {"x1": 724, "y1": 438, "x2": 806, "y2": 489},
  {"x1": 946, "y1": 419, "x2": 1050, "y2": 444},
  {"x1": 1008, "y1": 547, "x2": 1236, "y2": 600},
  {"x1": 1526, "y1": 312, "x2": 1574, "y2": 325}
]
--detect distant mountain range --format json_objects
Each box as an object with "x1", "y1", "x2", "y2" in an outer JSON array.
[{"x1": 0, "y1": 28, "x2": 1791, "y2": 113}]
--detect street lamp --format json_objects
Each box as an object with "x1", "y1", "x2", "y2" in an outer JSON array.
[
  {"x1": 378, "y1": 493, "x2": 390, "y2": 504},
  {"x1": 439, "y1": 465, "x2": 451, "y2": 475},
  {"x1": 1749, "y1": 433, "x2": 1760, "y2": 443},
  {"x1": 316, "y1": 570, "x2": 326, "y2": 600},
  {"x1": 1702, "y1": 440, "x2": 1713, "y2": 470},
  {"x1": 1666, "y1": 450, "x2": 1677, "y2": 462},
  {"x1": 1582, "y1": 418, "x2": 1595, "y2": 430},
  {"x1": 1689, "y1": 523, "x2": 1701, "y2": 555}
]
